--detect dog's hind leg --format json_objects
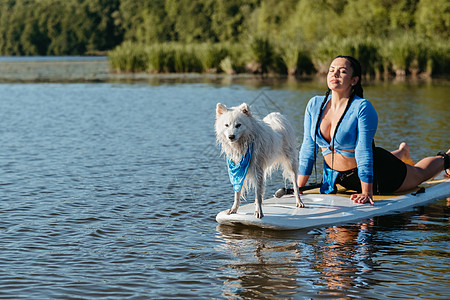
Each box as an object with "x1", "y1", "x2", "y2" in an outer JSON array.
[
  {"x1": 254, "y1": 190, "x2": 264, "y2": 219},
  {"x1": 227, "y1": 190, "x2": 241, "y2": 215}
]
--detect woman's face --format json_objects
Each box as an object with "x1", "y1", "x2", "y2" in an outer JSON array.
[{"x1": 327, "y1": 57, "x2": 359, "y2": 93}]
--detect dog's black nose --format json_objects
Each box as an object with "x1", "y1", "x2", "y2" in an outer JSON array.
[{"x1": 228, "y1": 135, "x2": 235, "y2": 141}]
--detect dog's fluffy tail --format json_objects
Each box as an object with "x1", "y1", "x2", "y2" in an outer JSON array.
[{"x1": 263, "y1": 112, "x2": 296, "y2": 144}]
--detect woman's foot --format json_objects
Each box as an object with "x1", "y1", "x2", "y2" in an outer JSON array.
[
  {"x1": 447, "y1": 150, "x2": 450, "y2": 177},
  {"x1": 397, "y1": 142, "x2": 415, "y2": 166},
  {"x1": 438, "y1": 149, "x2": 450, "y2": 177}
]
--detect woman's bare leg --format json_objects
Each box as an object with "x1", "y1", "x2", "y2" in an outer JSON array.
[
  {"x1": 391, "y1": 142, "x2": 415, "y2": 165},
  {"x1": 396, "y1": 149, "x2": 450, "y2": 192}
]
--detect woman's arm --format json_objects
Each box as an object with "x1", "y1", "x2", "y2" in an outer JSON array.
[
  {"x1": 297, "y1": 174, "x2": 310, "y2": 193},
  {"x1": 298, "y1": 97, "x2": 318, "y2": 178},
  {"x1": 353, "y1": 100, "x2": 378, "y2": 204}
]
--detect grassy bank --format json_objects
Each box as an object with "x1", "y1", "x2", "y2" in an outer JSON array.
[{"x1": 108, "y1": 37, "x2": 449, "y2": 78}]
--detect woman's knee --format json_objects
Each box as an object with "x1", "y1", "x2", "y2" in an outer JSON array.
[{"x1": 396, "y1": 165, "x2": 424, "y2": 192}]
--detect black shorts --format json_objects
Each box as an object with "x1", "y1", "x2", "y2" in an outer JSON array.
[{"x1": 336, "y1": 147, "x2": 407, "y2": 194}]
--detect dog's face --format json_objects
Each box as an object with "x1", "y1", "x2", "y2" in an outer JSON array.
[{"x1": 215, "y1": 103, "x2": 252, "y2": 145}]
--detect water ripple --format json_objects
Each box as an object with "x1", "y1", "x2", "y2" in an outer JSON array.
[{"x1": 0, "y1": 82, "x2": 448, "y2": 298}]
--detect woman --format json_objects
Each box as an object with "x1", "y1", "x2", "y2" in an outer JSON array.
[{"x1": 297, "y1": 55, "x2": 449, "y2": 204}]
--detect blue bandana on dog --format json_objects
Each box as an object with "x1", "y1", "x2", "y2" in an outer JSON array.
[{"x1": 227, "y1": 143, "x2": 253, "y2": 192}]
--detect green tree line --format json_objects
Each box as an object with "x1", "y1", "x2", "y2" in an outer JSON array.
[{"x1": 0, "y1": 0, "x2": 448, "y2": 76}]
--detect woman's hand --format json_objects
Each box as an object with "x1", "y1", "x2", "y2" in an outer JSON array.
[
  {"x1": 352, "y1": 181, "x2": 374, "y2": 205},
  {"x1": 350, "y1": 193, "x2": 374, "y2": 205}
]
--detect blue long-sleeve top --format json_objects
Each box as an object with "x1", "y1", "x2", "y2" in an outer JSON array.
[{"x1": 299, "y1": 95, "x2": 378, "y2": 183}]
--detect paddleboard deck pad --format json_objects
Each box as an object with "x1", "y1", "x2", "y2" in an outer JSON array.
[{"x1": 216, "y1": 176, "x2": 450, "y2": 230}]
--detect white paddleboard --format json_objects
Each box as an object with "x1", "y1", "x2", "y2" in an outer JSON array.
[{"x1": 216, "y1": 175, "x2": 450, "y2": 230}]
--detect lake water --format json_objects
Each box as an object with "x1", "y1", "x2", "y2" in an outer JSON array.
[{"x1": 0, "y1": 75, "x2": 449, "y2": 299}]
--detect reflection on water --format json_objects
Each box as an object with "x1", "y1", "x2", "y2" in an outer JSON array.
[
  {"x1": 216, "y1": 223, "x2": 376, "y2": 299},
  {"x1": 316, "y1": 223, "x2": 374, "y2": 295},
  {"x1": 217, "y1": 226, "x2": 306, "y2": 299},
  {"x1": 216, "y1": 198, "x2": 449, "y2": 299}
]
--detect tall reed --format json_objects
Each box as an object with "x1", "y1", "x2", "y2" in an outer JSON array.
[
  {"x1": 200, "y1": 43, "x2": 230, "y2": 72},
  {"x1": 426, "y1": 40, "x2": 450, "y2": 76},
  {"x1": 312, "y1": 37, "x2": 381, "y2": 76},
  {"x1": 249, "y1": 36, "x2": 274, "y2": 74},
  {"x1": 147, "y1": 44, "x2": 174, "y2": 73},
  {"x1": 108, "y1": 38, "x2": 448, "y2": 78},
  {"x1": 108, "y1": 41, "x2": 149, "y2": 73}
]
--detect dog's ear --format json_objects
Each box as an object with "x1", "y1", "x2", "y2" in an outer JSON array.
[
  {"x1": 239, "y1": 103, "x2": 251, "y2": 117},
  {"x1": 216, "y1": 103, "x2": 228, "y2": 118}
]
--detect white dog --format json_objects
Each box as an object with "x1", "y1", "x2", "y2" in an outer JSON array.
[{"x1": 215, "y1": 102, "x2": 304, "y2": 218}]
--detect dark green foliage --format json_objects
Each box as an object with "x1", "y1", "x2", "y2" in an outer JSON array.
[
  {"x1": 201, "y1": 44, "x2": 230, "y2": 71},
  {"x1": 250, "y1": 37, "x2": 274, "y2": 74},
  {"x1": 297, "y1": 51, "x2": 315, "y2": 75},
  {"x1": 0, "y1": 0, "x2": 123, "y2": 55},
  {"x1": 0, "y1": 0, "x2": 448, "y2": 77}
]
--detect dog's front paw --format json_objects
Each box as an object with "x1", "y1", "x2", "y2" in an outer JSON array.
[
  {"x1": 254, "y1": 210, "x2": 264, "y2": 219},
  {"x1": 226, "y1": 208, "x2": 238, "y2": 215},
  {"x1": 296, "y1": 201, "x2": 305, "y2": 208}
]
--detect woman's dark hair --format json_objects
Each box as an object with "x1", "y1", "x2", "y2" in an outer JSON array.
[{"x1": 335, "y1": 55, "x2": 363, "y2": 98}]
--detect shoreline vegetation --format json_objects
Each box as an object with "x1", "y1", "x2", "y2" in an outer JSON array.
[
  {"x1": 108, "y1": 36, "x2": 449, "y2": 79},
  {"x1": 0, "y1": 1, "x2": 448, "y2": 79}
]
